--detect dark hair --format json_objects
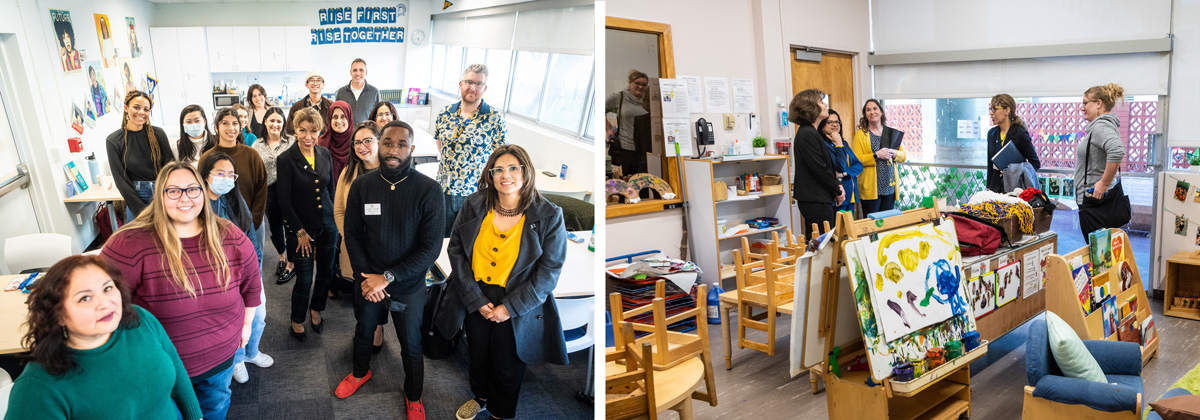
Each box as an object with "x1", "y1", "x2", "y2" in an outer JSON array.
[
  {"x1": 262, "y1": 107, "x2": 287, "y2": 139},
  {"x1": 212, "y1": 107, "x2": 245, "y2": 144},
  {"x1": 477, "y1": 144, "x2": 540, "y2": 215},
  {"x1": 21, "y1": 255, "x2": 140, "y2": 377},
  {"x1": 857, "y1": 99, "x2": 888, "y2": 132},
  {"x1": 343, "y1": 121, "x2": 381, "y2": 184},
  {"x1": 352, "y1": 58, "x2": 367, "y2": 67},
  {"x1": 788, "y1": 89, "x2": 826, "y2": 126},
  {"x1": 381, "y1": 119, "x2": 413, "y2": 140},
  {"x1": 54, "y1": 19, "x2": 75, "y2": 50},
  {"x1": 121, "y1": 91, "x2": 163, "y2": 173},
  {"x1": 817, "y1": 109, "x2": 843, "y2": 142},
  {"x1": 989, "y1": 93, "x2": 1025, "y2": 128},
  {"x1": 292, "y1": 107, "x2": 325, "y2": 133},
  {"x1": 177, "y1": 105, "x2": 214, "y2": 163},
  {"x1": 368, "y1": 101, "x2": 398, "y2": 124},
  {"x1": 246, "y1": 84, "x2": 269, "y2": 109},
  {"x1": 198, "y1": 152, "x2": 253, "y2": 232}
]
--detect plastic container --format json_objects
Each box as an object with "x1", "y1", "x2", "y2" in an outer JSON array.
[
  {"x1": 716, "y1": 219, "x2": 727, "y2": 234},
  {"x1": 945, "y1": 340, "x2": 963, "y2": 360},
  {"x1": 962, "y1": 331, "x2": 981, "y2": 351},
  {"x1": 927, "y1": 347, "x2": 946, "y2": 369},
  {"x1": 707, "y1": 285, "x2": 724, "y2": 324},
  {"x1": 912, "y1": 359, "x2": 927, "y2": 378},
  {"x1": 892, "y1": 362, "x2": 914, "y2": 382},
  {"x1": 86, "y1": 153, "x2": 100, "y2": 184}
]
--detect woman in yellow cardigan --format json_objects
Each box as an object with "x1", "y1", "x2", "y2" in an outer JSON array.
[{"x1": 851, "y1": 99, "x2": 907, "y2": 214}]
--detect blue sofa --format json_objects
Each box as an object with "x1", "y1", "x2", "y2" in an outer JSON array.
[{"x1": 1024, "y1": 318, "x2": 1143, "y2": 419}]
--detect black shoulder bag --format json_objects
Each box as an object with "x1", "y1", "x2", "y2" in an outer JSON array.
[{"x1": 1078, "y1": 133, "x2": 1132, "y2": 231}]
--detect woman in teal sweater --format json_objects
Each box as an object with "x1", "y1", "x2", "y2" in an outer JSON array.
[{"x1": 6, "y1": 255, "x2": 202, "y2": 420}]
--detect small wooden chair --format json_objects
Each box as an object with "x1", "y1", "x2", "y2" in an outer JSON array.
[
  {"x1": 606, "y1": 327, "x2": 659, "y2": 420},
  {"x1": 733, "y1": 243, "x2": 795, "y2": 357},
  {"x1": 608, "y1": 282, "x2": 718, "y2": 407}
]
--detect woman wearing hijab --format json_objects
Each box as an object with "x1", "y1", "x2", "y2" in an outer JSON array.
[{"x1": 320, "y1": 101, "x2": 354, "y2": 189}]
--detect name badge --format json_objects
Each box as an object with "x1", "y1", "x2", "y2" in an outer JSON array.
[{"x1": 365, "y1": 203, "x2": 381, "y2": 215}]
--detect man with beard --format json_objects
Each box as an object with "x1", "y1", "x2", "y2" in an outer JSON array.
[
  {"x1": 434, "y1": 63, "x2": 508, "y2": 237},
  {"x1": 338, "y1": 120, "x2": 444, "y2": 420}
]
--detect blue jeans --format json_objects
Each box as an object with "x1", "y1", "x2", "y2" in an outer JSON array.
[
  {"x1": 125, "y1": 180, "x2": 155, "y2": 222},
  {"x1": 444, "y1": 193, "x2": 467, "y2": 238},
  {"x1": 234, "y1": 288, "x2": 267, "y2": 363},
  {"x1": 193, "y1": 363, "x2": 234, "y2": 420}
]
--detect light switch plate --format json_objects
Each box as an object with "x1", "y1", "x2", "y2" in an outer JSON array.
[{"x1": 723, "y1": 114, "x2": 735, "y2": 129}]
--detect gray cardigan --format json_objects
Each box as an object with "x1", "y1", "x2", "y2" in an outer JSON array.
[
  {"x1": 438, "y1": 192, "x2": 569, "y2": 365},
  {"x1": 1074, "y1": 113, "x2": 1125, "y2": 203},
  {"x1": 334, "y1": 82, "x2": 381, "y2": 125}
]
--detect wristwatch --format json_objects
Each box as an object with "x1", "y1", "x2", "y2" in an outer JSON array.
[{"x1": 383, "y1": 271, "x2": 395, "y2": 283}]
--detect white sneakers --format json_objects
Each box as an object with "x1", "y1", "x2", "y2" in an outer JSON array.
[{"x1": 233, "y1": 352, "x2": 275, "y2": 384}]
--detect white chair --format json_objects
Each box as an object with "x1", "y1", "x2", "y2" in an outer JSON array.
[
  {"x1": 557, "y1": 295, "x2": 595, "y2": 404},
  {"x1": 4, "y1": 233, "x2": 72, "y2": 274},
  {"x1": 0, "y1": 368, "x2": 12, "y2": 417}
]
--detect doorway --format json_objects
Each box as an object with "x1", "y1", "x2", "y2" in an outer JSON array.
[{"x1": 790, "y1": 50, "x2": 855, "y2": 134}]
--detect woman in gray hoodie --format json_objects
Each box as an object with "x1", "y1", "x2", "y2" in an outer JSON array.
[{"x1": 1075, "y1": 83, "x2": 1130, "y2": 239}]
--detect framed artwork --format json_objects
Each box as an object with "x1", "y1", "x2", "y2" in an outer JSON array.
[
  {"x1": 50, "y1": 10, "x2": 82, "y2": 74},
  {"x1": 94, "y1": 13, "x2": 116, "y2": 67}
]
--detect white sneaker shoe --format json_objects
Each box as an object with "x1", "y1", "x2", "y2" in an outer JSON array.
[
  {"x1": 233, "y1": 362, "x2": 249, "y2": 384},
  {"x1": 246, "y1": 352, "x2": 274, "y2": 368}
]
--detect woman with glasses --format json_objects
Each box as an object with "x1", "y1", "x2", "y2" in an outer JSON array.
[
  {"x1": 368, "y1": 101, "x2": 398, "y2": 127},
  {"x1": 101, "y1": 161, "x2": 261, "y2": 420},
  {"x1": 440, "y1": 144, "x2": 569, "y2": 420},
  {"x1": 199, "y1": 152, "x2": 274, "y2": 385},
  {"x1": 820, "y1": 109, "x2": 862, "y2": 214},
  {"x1": 334, "y1": 121, "x2": 388, "y2": 352},
  {"x1": 851, "y1": 99, "x2": 907, "y2": 214},
  {"x1": 605, "y1": 69, "x2": 650, "y2": 175},
  {"x1": 107, "y1": 91, "x2": 174, "y2": 221},
  {"x1": 252, "y1": 107, "x2": 296, "y2": 284},
  {"x1": 986, "y1": 94, "x2": 1041, "y2": 193},
  {"x1": 277, "y1": 107, "x2": 338, "y2": 341},
  {"x1": 1076, "y1": 83, "x2": 1131, "y2": 239},
  {"x1": 789, "y1": 89, "x2": 841, "y2": 238}
]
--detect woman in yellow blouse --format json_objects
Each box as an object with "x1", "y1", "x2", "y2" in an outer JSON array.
[
  {"x1": 851, "y1": 99, "x2": 907, "y2": 214},
  {"x1": 441, "y1": 144, "x2": 569, "y2": 420}
]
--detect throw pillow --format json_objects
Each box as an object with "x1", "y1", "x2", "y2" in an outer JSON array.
[
  {"x1": 1150, "y1": 395, "x2": 1200, "y2": 420},
  {"x1": 1045, "y1": 311, "x2": 1107, "y2": 383}
]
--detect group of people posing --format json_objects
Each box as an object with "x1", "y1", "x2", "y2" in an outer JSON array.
[
  {"x1": 789, "y1": 83, "x2": 1131, "y2": 240},
  {"x1": 6, "y1": 61, "x2": 572, "y2": 420}
]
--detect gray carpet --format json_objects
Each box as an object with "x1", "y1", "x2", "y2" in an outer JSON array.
[{"x1": 228, "y1": 234, "x2": 593, "y2": 419}]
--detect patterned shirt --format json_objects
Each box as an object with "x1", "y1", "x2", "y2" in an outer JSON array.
[
  {"x1": 251, "y1": 135, "x2": 293, "y2": 185},
  {"x1": 871, "y1": 132, "x2": 896, "y2": 195},
  {"x1": 434, "y1": 101, "x2": 508, "y2": 196}
]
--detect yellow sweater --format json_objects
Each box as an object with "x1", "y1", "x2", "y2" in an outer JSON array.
[{"x1": 850, "y1": 128, "x2": 908, "y2": 201}]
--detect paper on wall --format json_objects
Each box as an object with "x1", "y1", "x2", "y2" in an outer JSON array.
[
  {"x1": 704, "y1": 77, "x2": 730, "y2": 113},
  {"x1": 732, "y1": 78, "x2": 755, "y2": 114},
  {"x1": 957, "y1": 120, "x2": 980, "y2": 139},
  {"x1": 658, "y1": 78, "x2": 690, "y2": 118},
  {"x1": 662, "y1": 117, "x2": 693, "y2": 157},
  {"x1": 1037, "y1": 244, "x2": 1054, "y2": 289},
  {"x1": 1022, "y1": 250, "x2": 1041, "y2": 298},
  {"x1": 679, "y1": 75, "x2": 705, "y2": 114}
]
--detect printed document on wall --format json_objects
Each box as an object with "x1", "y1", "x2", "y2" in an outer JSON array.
[
  {"x1": 662, "y1": 118, "x2": 693, "y2": 157},
  {"x1": 658, "y1": 79, "x2": 691, "y2": 117},
  {"x1": 704, "y1": 77, "x2": 730, "y2": 113},
  {"x1": 732, "y1": 78, "x2": 755, "y2": 114},
  {"x1": 679, "y1": 75, "x2": 705, "y2": 114}
]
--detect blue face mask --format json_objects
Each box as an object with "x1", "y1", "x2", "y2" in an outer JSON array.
[{"x1": 209, "y1": 176, "x2": 236, "y2": 195}]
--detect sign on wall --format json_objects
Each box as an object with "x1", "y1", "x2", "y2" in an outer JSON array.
[{"x1": 313, "y1": 6, "x2": 405, "y2": 45}]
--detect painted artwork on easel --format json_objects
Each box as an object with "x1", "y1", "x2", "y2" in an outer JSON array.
[
  {"x1": 995, "y1": 261, "x2": 1020, "y2": 306},
  {"x1": 845, "y1": 230, "x2": 977, "y2": 381},
  {"x1": 862, "y1": 221, "x2": 969, "y2": 342},
  {"x1": 968, "y1": 273, "x2": 995, "y2": 318}
]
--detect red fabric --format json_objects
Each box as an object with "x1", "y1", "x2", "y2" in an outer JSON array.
[
  {"x1": 949, "y1": 214, "x2": 1002, "y2": 256},
  {"x1": 320, "y1": 101, "x2": 354, "y2": 182},
  {"x1": 1019, "y1": 188, "x2": 1042, "y2": 202}
]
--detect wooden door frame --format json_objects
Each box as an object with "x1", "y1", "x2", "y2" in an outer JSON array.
[{"x1": 605, "y1": 17, "x2": 684, "y2": 218}]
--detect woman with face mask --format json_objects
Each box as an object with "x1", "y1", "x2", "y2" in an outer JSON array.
[
  {"x1": 200, "y1": 152, "x2": 273, "y2": 385},
  {"x1": 175, "y1": 104, "x2": 215, "y2": 165}
]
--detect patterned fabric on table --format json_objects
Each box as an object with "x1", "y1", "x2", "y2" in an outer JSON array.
[
  {"x1": 434, "y1": 101, "x2": 508, "y2": 196},
  {"x1": 251, "y1": 135, "x2": 292, "y2": 185},
  {"x1": 871, "y1": 132, "x2": 896, "y2": 195},
  {"x1": 961, "y1": 201, "x2": 1035, "y2": 234}
]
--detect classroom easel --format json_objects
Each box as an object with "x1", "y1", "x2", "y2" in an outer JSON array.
[{"x1": 817, "y1": 205, "x2": 985, "y2": 420}]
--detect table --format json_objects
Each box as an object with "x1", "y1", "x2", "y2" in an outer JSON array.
[
  {"x1": 64, "y1": 182, "x2": 124, "y2": 230},
  {"x1": 605, "y1": 349, "x2": 704, "y2": 419},
  {"x1": 535, "y1": 168, "x2": 589, "y2": 200},
  {"x1": 411, "y1": 124, "x2": 439, "y2": 159},
  {"x1": 434, "y1": 231, "x2": 594, "y2": 298},
  {"x1": 0, "y1": 275, "x2": 31, "y2": 354},
  {"x1": 416, "y1": 162, "x2": 439, "y2": 180}
]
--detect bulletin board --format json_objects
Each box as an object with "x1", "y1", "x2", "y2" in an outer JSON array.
[{"x1": 1155, "y1": 171, "x2": 1200, "y2": 291}]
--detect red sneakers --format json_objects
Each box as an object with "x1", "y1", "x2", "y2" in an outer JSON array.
[
  {"x1": 405, "y1": 398, "x2": 426, "y2": 420},
  {"x1": 334, "y1": 371, "x2": 372, "y2": 398}
]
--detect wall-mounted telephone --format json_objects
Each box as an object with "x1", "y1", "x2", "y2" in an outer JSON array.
[{"x1": 696, "y1": 118, "x2": 715, "y2": 145}]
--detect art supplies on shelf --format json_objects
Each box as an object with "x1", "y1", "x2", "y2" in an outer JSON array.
[
  {"x1": 1072, "y1": 263, "x2": 1093, "y2": 314},
  {"x1": 1088, "y1": 229, "x2": 1112, "y2": 276}
]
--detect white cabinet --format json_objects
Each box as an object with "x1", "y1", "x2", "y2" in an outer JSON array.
[
  {"x1": 258, "y1": 27, "x2": 287, "y2": 72},
  {"x1": 396, "y1": 106, "x2": 433, "y2": 132},
  {"x1": 149, "y1": 27, "x2": 214, "y2": 130},
  {"x1": 205, "y1": 27, "x2": 235, "y2": 72},
  {"x1": 231, "y1": 27, "x2": 261, "y2": 72},
  {"x1": 283, "y1": 26, "x2": 312, "y2": 71}
]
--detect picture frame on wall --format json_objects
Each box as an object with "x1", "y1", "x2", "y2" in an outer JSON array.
[
  {"x1": 125, "y1": 17, "x2": 142, "y2": 59},
  {"x1": 50, "y1": 10, "x2": 83, "y2": 75},
  {"x1": 94, "y1": 13, "x2": 116, "y2": 68}
]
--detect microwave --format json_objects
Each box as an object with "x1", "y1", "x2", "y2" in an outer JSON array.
[{"x1": 213, "y1": 93, "x2": 241, "y2": 108}]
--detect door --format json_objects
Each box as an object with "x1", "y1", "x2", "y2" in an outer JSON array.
[
  {"x1": 0, "y1": 86, "x2": 43, "y2": 275},
  {"x1": 259, "y1": 27, "x2": 287, "y2": 72},
  {"x1": 790, "y1": 50, "x2": 855, "y2": 131}
]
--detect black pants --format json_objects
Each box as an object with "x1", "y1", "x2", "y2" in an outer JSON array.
[
  {"x1": 796, "y1": 201, "x2": 836, "y2": 239},
  {"x1": 265, "y1": 184, "x2": 287, "y2": 256},
  {"x1": 465, "y1": 282, "x2": 527, "y2": 419},
  {"x1": 352, "y1": 280, "x2": 425, "y2": 401},
  {"x1": 287, "y1": 221, "x2": 337, "y2": 324},
  {"x1": 861, "y1": 192, "x2": 897, "y2": 216}
]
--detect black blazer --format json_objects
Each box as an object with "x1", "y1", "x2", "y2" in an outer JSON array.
[
  {"x1": 986, "y1": 124, "x2": 1041, "y2": 193},
  {"x1": 437, "y1": 192, "x2": 569, "y2": 365},
  {"x1": 276, "y1": 143, "x2": 335, "y2": 235},
  {"x1": 792, "y1": 125, "x2": 841, "y2": 204}
]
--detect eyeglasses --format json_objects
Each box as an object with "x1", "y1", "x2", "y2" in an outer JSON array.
[
  {"x1": 210, "y1": 172, "x2": 239, "y2": 181},
  {"x1": 1082, "y1": 98, "x2": 1098, "y2": 106},
  {"x1": 488, "y1": 164, "x2": 523, "y2": 177},
  {"x1": 827, "y1": 120, "x2": 841, "y2": 125},
  {"x1": 376, "y1": 112, "x2": 393, "y2": 118},
  {"x1": 353, "y1": 138, "x2": 376, "y2": 147},
  {"x1": 163, "y1": 186, "x2": 204, "y2": 200},
  {"x1": 461, "y1": 80, "x2": 486, "y2": 88},
  {"x1": 632, "y1": 81, "x2": 648, "y2": 87},
  {"x1": 987, "y1": 106, "x2": 1005, "y2": 114}
]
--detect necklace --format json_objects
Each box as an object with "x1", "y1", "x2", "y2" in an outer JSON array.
[
  {"x1": 380, "y1": 173, "x2": 408, "y2": 191},
  {"x1": 495, "y1": 205, "x2": 521, "y2": 217}
]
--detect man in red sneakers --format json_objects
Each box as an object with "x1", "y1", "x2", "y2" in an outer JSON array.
[{"x1": 338, "y1": 120, "x2": 445, "y2": 419}]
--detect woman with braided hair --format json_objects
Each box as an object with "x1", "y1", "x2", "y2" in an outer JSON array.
[{"x1": 106, "y1": 90, "x2": 175, "y2": 221}]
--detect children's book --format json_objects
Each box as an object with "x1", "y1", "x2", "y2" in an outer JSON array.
[
  {"x1": 1101, "y1": 296, "x2": 1118, "y2": 338},
  {"x1": 63, "y1": 161, "x2": 88, "y2": 192},
  {"x1": 1117, "y1": 313, "x2": 1139, "y2": 344},
  {"x1": 1073, "y1": 263, "x2": 1093, "y2": 314},
  {"x1": 1089, "y1": 229, "x2": 1112, "y2": 276},
  {"x1": 1141, "y1": 315, "x2": 1157, "y2": 347},
  {"x1": 1111, "y1": 231, "x2": 1125, "y2": 264}
]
